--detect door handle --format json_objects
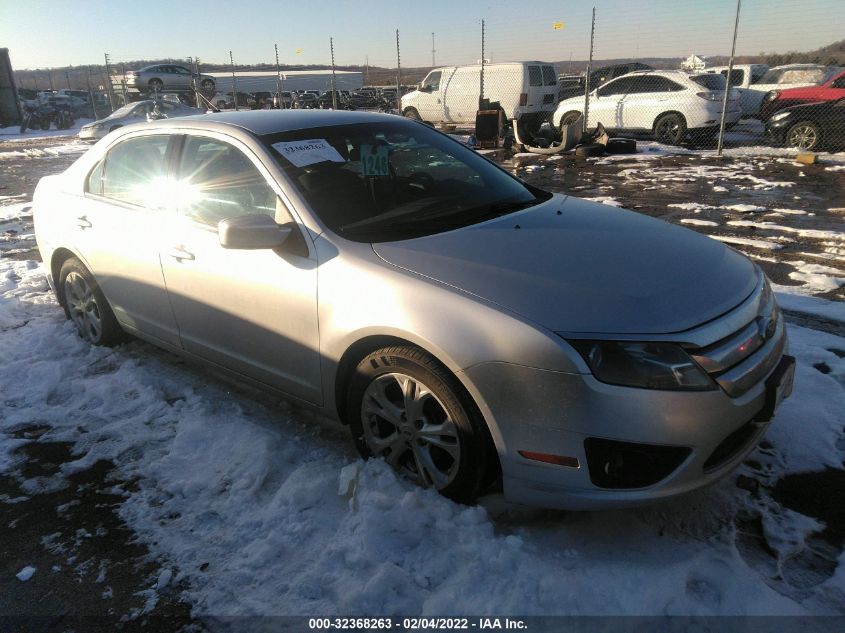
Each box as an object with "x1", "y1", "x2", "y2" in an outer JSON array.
[
  {"x1": 76, "y1": 215, "x2": 92, "y2": 230},
  {"x1": 168, "y1": 246, "x2": 195, "y2": 262}
]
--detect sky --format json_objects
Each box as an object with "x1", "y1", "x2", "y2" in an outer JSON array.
[{"x1": 2, "y1": 0, "x2": 842, "y2": 70}]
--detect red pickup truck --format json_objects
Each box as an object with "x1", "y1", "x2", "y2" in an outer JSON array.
[{"x1": 759, "y1": 68, "x2": 845, "y2": 120}]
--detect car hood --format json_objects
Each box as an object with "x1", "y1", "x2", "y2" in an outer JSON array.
[{"x1": 372, "y1": 194, "x2": 757, "y2": 335}]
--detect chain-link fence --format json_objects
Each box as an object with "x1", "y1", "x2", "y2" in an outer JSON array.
[{"x1": 11, "y1": 1, "x2": 844, "y2": 154}]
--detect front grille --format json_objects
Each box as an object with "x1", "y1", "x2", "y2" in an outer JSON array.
[
  {"x1": 584, "y1": 438, "x2": 691, "y2": 489},
  {"x1": 686, "y1": 283, "x2": 783, "y2": 397}
]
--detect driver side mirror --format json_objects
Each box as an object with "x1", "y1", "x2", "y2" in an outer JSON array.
[{"x1": 218, "y1": 214, "x2": 292, "y2": 250}]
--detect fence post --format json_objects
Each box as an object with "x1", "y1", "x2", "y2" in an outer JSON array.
[
  {"x1": 120, "y1": 63, "x2": 128, "y2": 104},
  {"x1": 85, "y1": 66, "x2": 95, "y2": 118},
  {"x1": 480, "y1": 19, "x2": 485, "y2": 107},
  {"x1": 193, "y1": 56, "x2": 202, "y2": 108},
  {"x1": 717, "y1": 0, "x2": 742, "y2": 156},
  {"x1": 275, "y1": 44, "x2": 284, "y2": 109},
  {"x1": 395, "y1": 30, "x2": 401, "y2": 111},
  {"x1": 583, "y1": 7, "x2": 596, "y2": 134},
  {"x1": 330, "y1": 37, "x2": 338, "y2": 110},
  {"x1": 230, "y1": 50, "x2": 239, "y2": 111},
  {"x1": 432, "y1": 32, "x2": 436, "y2": 67},
  {"x1": 104, "y1": 53, "x2": 116, "y2": 113}
]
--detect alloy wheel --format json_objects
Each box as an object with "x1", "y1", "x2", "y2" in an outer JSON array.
[
  {"x1": 360, "y1": 372, "x2": 461, "y2": 489},
  {"x1": 64, "y1": 271, "x2": 102, "y2": 342},
  {"x1": 787, "y1": 124, "x2": 818, "y2": 151}
]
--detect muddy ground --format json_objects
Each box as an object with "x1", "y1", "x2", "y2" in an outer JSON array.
[{"x1": 1, "y1": 133, "x2": 844, "y2": 626}]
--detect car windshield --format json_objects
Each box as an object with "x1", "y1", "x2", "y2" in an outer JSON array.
[
  {"x1": 759, "y1": 66, "x2": 840, "y2": 85},
  {"x1": 107, "y1": 102, "x2": 144, "y2": 119},
  {"x1": 261, "y1": 119, "x2": 550, "y2": 242}
]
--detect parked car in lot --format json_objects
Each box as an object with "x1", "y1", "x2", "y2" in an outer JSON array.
[
  {"x1": 553, "y1": 70, "x2": 741, "y2": 144},
  {"x1": 78, "y1": 99, "x2": 205, "y2": 140},
  {"x1": 34, "y1": 110, "x2": 793, "y2": 509},
  {"x1": 292, "y1": 92, "x2": 318, "y2": 109},
  {"x1": 758, "y1": 69, "x2": 845, "y2": 120},
  {"x1": 558, "y1": 62, "x2": 654, "y2": 101},
  {"x1": 316, "y1": 90, "x2": 356, "y2": 110},
  {"x1": 704, "y1": 64, "x2": 768, "y2": 117},
  {"x1": 272, "y1": 91, "x2": 295, "y2": 108},
  {"x1": 744, "y1": 64, "x2": 842, "y2": 118},
  {"x1": 765, "y1": 97, "x2": 845, "y2": 151},
  {"x1": 213, "y1": 92, "x2": 257, "y2": 110},
  {"x1": 126, "y1": 64, "x2": 216, "y2": 93},
  {"x1": 402, "y1": 62, "x2": 560, "y2": 132}
]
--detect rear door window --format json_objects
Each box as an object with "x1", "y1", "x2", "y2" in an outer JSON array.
[
  {"x1": 542, "y1": 66, "x2": 557, "y2": 86},
  {"x1": 102, "y1": 135, "x2": 171, "y2": 207},
  {"x1": 528, "y1": 66, "x2": 543, "y2": 87}
]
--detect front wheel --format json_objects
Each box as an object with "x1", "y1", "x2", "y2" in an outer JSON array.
[
  {"x1": 347, "y1": 346, "x2": 495, "y2": 503},
  {"x1": 200, "y1": 79, "x2": 215, "y2": 92},
  {"x1": 59, "y1": 258, "x2": 125, "y2": 346},
  {"x1": 19, "y1": 113, "x2": 31, "y2": 134},
  {"x1": 785, "y1": 120, "x2": 821, "y2": 151},
  {"x1": 402, "y1": 107, "x2": 422, "y2": 121}
]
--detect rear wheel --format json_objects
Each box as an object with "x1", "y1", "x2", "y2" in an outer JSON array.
[
  {"x1": 347, "y1": 346, "x2": 494, "y2": 503},
  {"x1": 148, "y1": 78, "x2": 164, "y2": 92},
  {"x1": 200, "y1": 79, "x2": 215, "y2": 92},
  {"x1": 653, "y1": 113, "x2": 686, "y2": 145},
  {"x1": 58, "y1": 258, "x2": 125, "y2": 346},
  {"x1": 785, "y1": 120, "x2": 821, "y2": 151}
]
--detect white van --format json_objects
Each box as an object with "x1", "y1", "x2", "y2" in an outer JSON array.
[{"x1": 401, "y1": 62, "x2": 559, "y2": 131}]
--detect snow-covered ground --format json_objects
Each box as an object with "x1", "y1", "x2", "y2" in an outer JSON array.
[
  {"x1": 1, "y1": 253, "x2": 844, "y2": 617},
  {"x1": 0, "y1": 118, "x2": 92, "y2": 142}
]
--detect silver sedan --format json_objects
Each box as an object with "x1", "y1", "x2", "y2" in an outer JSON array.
[
  {"x1": 78, "y1": 100, "x2": 206, "y2": 140},
  {"x1": 33, "y1": 110, "x2": 794, "y2": 509},
  {"x1": 125, "y1": 64, "x2": 216, "y2": 93}
]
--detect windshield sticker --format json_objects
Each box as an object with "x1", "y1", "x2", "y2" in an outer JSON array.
[
  {"x1": 271, "y1": 139, "x2": 345, "y2": 168},
  {"x1": 360, "y1": 144, "x2": 390, "y2": 177}
]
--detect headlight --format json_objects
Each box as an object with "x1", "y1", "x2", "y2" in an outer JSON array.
[
  {"x1": 769, "y1": 111, "x2": 792, "y2": 122},
  {"x1": 568, "y1": 340, "x2": 716, "y2": 391}
]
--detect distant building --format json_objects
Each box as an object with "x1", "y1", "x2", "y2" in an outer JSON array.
[
  {"x1": 681, "y1": 55, "x2": 707, "y2": 71},
  {"x1": 206, "y1": 69, "x2": 363, "y2": 94}
]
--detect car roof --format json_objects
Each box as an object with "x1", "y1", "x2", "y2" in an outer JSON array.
[{"x1": 146, "y1": 109, "x2": 393, "y2": 136}]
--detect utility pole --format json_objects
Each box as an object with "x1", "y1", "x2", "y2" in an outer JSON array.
[
  {"x1": 120, "y1": 62, "x2": 128, "y2": 104},
  {"x1": 275, "y1": 43, "x2": 285, "y2": 109},
  {"x1": 431, "y1": 32, "x2": 436, "y2": 67},
  {"x1": 479, "y1": 19, "x2": 485, "y2": 107},
  {"x1": 193, "y1": 56, "x2": 202, "y2": 108},
  {"x1": 103, "y1": 53, "x2": 116, "y2": 112},
  {"x1": 583, "y1": 8, "x2": 596, "y2": 133},
  {"x1": 230, "y1": 50, "x2": 239, "y2": 111},
  {"x1": 395, "y1": 29, "x2": 401, "y2": 111},
  {"x1": 330, "y1": 37, "x2": 338, "y2": 109},
  {"x1": 717, "y1": 0, "x2": 742, "y2": 156}
]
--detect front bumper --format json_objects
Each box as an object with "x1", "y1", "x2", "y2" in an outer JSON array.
[{"x1": 462, "y1": 297, "x2": 790, "y2": 510}]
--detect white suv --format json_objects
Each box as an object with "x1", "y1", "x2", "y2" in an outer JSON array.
[{"x1": 552, "y1": 70, "x2": 741, "y2": 145}]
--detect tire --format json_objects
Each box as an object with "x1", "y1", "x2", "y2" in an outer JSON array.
[
  {"x1": 40, "y1": 118, "x2": 51, "y2": 130},
  {"x1": 58, "y1": 258, "x2": 125, "y2": 346},
  {"x1": 148, "y1": 78, "x2": 164, "y2": 92},
  {"x1": 606, "y1": 138, "x2": 637, "y2": 154},
  {"x1": 653, "y1": 113, "x2": 687, "y2": 145},
  {"x1": 347, "y1": 346, "x2": 495, "y2": 503},
  {"x1": 19, "y1": 113, "x2": 30, "y2": 134},
  {"x1": 559, "y1": 110, "x2": 582, "y2": 127},
  {"x1": 785, "y1": 120, "x2": 821, "y2": 152},
  {"x1": 575, "y1": 143, "x2": 605, "y2": 157},
  {"x1": 403, "y1": 107, "x2": 422, "y2": 121},
  {"x1": 200, "y1": 79, "x2": 215, "y2": 92}
]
